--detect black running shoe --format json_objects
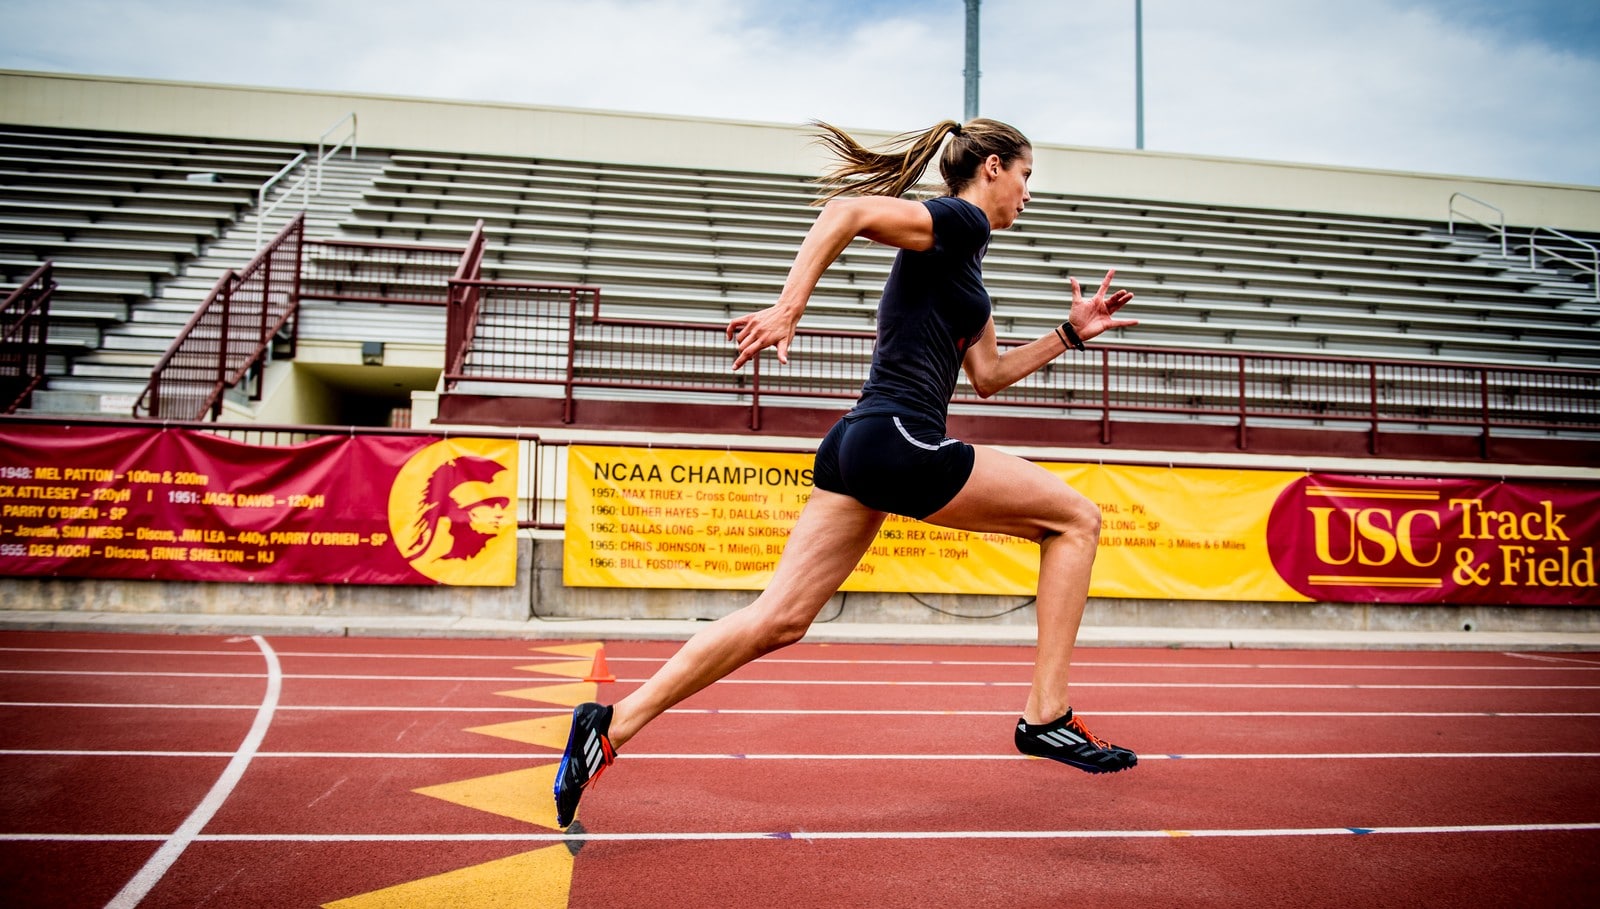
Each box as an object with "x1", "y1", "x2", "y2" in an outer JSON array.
[
  {"x1": 553, "y1": 702, "x2": 616, "y2": 828},
  {"x1": 1015, "y1": 708, "x2": 1137, "y2": 774}
]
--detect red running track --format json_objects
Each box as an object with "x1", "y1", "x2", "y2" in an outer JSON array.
[{"x1": 0, "y1": 630, "x2": 1597, "y2": 908}]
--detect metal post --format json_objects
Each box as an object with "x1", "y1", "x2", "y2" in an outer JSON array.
[
  {"x1": 1100, "y1": 349, "x2": 1111, "y2": 445},
  {"x1": 1479, "y1": 369, "x2": 1491, "y2": 460},
  {"x1": 1368, "y1": 362, "x2": 1379, "y2": 456},
  {"x1": 751, "y1": 352, "x2": 763, "y2": 431},
  {"x1": 964, "y1": 0, "x2": 981, "y2": 121},
  {"x1": 1135, "y1": 0, "x2": 1145, "y2": 150}
]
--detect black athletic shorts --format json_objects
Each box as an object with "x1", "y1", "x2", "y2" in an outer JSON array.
[{"x1": 812, "y1": 412, "x2": 976, "y2": 520}]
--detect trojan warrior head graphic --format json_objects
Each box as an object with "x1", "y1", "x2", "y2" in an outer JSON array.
[
  {"x1": 404, "y1": 455, "x2": 512, "y2": 562},
  {"x1": 388, "y1": 438, "x2": 518, "y2": 585}
]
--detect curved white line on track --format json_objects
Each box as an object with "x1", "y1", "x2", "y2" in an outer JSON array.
[{"x1": 102, "y1": 635, "x2": 282, "y2": 909}]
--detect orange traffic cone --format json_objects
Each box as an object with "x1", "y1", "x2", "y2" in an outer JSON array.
[{"x1": 583, "y1": 646, "x2": 617, "y2": 683}]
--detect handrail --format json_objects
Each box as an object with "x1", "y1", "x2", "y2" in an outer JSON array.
[
  {"x1": 137, "y1": 215, "x2": 306, "y2": 420},
  {"x1": 1448, "y1": 191, "x2": 1597, "y2": 302},
  {"x1": 255, "y1": 111, "x2": 359, "y2": 246},
  {"x1": 444, "y1": 220, "x2": 488, "y2": 377},
  {"x1": 316, "y1": 112, "x2": 358, "y2": 194},
  {"x1": 1529, "y1": 225, "x2": 1600, "y2": 302},
  {"x1": 1448, "y1": 192, "x2": 1507, "y2": 258},
  {"x1": 138, "y1": 219, "x2": 471, "y2": 421},
  {"x1": 254, "y1": 151, "x2": 309, "y2": 247},
  {"x1": 0, "y1": 261, "x2": 55, "y2": 413}
]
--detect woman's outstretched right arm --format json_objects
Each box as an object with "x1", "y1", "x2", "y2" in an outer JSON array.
[{"x1": 728, "y1": 196, "x2": 933, "y2": 370}]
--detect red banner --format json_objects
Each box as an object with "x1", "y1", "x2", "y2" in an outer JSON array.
[
  {"x1": 0, "y1": 426, "x2": 517, "y2": 586},
  {"x1": 1267, "y1": 474, "x2": 1598, "y2": 605}
]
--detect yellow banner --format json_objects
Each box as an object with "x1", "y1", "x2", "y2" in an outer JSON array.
[
  {"x1": 1043, "y1": 462, "x2": 1307, "y2": 601},
  {"x1": 563, "y1": 445, "x2": 1307, "y2": 600}
]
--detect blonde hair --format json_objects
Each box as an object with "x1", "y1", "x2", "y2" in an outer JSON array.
[{"x1": 811, "y1": 118, "x2": 1031, "y2": 204}]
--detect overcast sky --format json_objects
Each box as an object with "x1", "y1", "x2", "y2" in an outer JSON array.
[{"x1": 2, "y1": 0, "x2": 1597, "y2": 186}]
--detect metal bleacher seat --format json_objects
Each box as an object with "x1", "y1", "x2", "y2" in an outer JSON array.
[
  {"x1": 344, "y1": 152, "x2": 1600, "y2": 371},
  {"x1": 0, "y1": 126, "x2": 305, "y2": 387},
  {"x1": 11, "y1": 124, "x2": 1592, "y2": 425}
]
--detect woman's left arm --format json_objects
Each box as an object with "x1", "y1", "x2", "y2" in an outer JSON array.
[{"x1": 962, "y1": 269, "x2": 1137, "y2": 398}]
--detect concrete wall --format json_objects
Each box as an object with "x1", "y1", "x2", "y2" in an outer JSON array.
[
  {"x1": 4, "y1": 69, "x2": 1598, "y2": 230},
  {"x1": 1, "y1": 537, "x2": 536, "y2": 623},
  {"x1": 6, "y1": 537, "x2": 1595, "y2": 634},
  {"x1": 523, "y1": 539, "x2": 1600, "y2": 634}
]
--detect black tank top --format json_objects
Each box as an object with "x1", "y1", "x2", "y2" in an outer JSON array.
[{"x1": 850, "y1": 196, "x2": 992, "y2": 428}]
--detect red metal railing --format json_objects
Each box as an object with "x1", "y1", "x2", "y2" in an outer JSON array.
[
  {"x1": 0, "y1": 261, "x2": 55, "y2": 414},
  {"x1": 444, "y1": 221, "x2": 487, "y2": 377},
  {"x1": 442, "y1": 283, "x2": 1600, "y2": 450},
  {"x1": 136, "y1": 216, "x2": 305, "y2": 420},
  {"x1": 136, "y1": 218, "x2": 480, "y2": 421},
  {"x1": 136, "y1": 215, "x2": 1598, "y2": 454},
  {"x1": 302, "y1": 236, "x2": 465, "y2": 306}
]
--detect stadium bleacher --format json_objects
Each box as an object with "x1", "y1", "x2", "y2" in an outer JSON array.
[
  {"x1": 347, "y1": 150, "x2": 1600, "y2": 367},
  {"x1": 3, "y1": 123, "x2": 1598, "y2": 431},
  {"x1": 0, "y1": 124, "x2": 385, "y2": 412}
]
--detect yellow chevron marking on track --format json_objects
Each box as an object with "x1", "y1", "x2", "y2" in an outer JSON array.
[
  {"x1": 321, "y1": 843, "x2": 574, "y2": 909},
  {"x1": 414, "y1": 764, "x2": 562, "y2": 829},
  {"x1": 467, "y1": 715, "x2": 572, "y2": 750},
  {"x1": 331, "y1": 642, "x2": 607, "y2": 907},
  {"x1": 533, "y1": 642, "x2": 604, "y2": 659},
  {"x1": 515, "y1": 660, "x2": 597, "y2": 679},
  {"x1": 496, "y1": 681, "x2": 597, "y2": 707}
]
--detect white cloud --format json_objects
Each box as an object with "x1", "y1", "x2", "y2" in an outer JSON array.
[{"x1": 0, "y1": 0, "x2": 1595, "y2": 185}]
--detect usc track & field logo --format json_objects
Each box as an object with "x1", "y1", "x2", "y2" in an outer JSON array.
[{"x1": 1266, "y1": 475, "x2": 1596, "y2": 605}]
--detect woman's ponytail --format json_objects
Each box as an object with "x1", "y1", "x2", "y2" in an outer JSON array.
[{"x1": 811, "y1": 118, "x2": 1030, "y2": 204}]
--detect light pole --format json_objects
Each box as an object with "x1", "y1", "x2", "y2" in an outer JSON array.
[
  {"x1": 1135, "y1": 0, "x2": 1145, "y2": 149},
  {"x1": 964, "y1": 0, "x2": 981, "y2": 121}
]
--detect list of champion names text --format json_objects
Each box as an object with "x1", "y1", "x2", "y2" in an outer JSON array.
[
  {"x1": 0, "y1": 463, "x2": 383, "y2": 567},
  {"x1": 579, "y1": 488, "x2": 1246, "y2": 581},
  {"x1": 581, "y1": 482, "x2": 1035, "y2": 580}
]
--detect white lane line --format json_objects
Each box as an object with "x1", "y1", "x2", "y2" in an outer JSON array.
[
  {"x1": 0, "y1": 647, "x2": 534, "y2": 662},
  {"x1": 5, "y1": 702, "x2": 1598, "y2": 719},
  {"x1": 0, "y1": 702, "x2": 550, "y2": 713},
  {"x1": 5, "y1": 749, "x2": 1598, "y2": 761},
  {"x1": 1504, "y1": 653, "x2": 1600, "y2": 667},
  {"x1": 102, "y1": 635, "x2": 282, "y2": 909},
  {"x1": 620, "y1": 657, "x2": 1600, "y2": 673},
  {"x1": 7, "y1": 646, "x2": 1599, "y2": 673},
  {"x1": 709, "y1": 680, "x2": 1600, "y2": 690},
  {"x1": 4, "y1": 822, "x2": 1598, "y2": 844},
  {"x1": 623, "y1": 752, "x2": 1600, "y2": 762},
  {"x1": 8, "y1": 668, "x2": 1600, "y2": 689}
]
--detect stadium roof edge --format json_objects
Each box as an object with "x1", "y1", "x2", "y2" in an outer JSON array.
[{"x1": 3, "y1": 68, "x2": 1597, "y2": 230}]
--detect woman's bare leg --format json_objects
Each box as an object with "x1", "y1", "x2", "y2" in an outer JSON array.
[
  {"x1": 922, "y1": 445, "x2": 1101, "y2": 725},
  {"x1": 607, "y1": 488, "x2": 886, "y2": 748}
]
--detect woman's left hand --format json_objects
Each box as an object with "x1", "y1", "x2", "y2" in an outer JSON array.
[{"x1": 1068, "y1": 269, "x2": 1138, "y2": 342}]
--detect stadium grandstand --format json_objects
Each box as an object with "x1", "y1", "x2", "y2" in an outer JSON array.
[{"x1": 1, "y1": 69, "x2": 1597, "y2": 635}]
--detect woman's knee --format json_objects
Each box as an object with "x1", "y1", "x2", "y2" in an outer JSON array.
[
  {"x1": 1042, "y1": 486, "x2": 1101, "y2": 542},
  {"x1": 743, "y1": 596, "x2": 823, "y2": 653}
]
